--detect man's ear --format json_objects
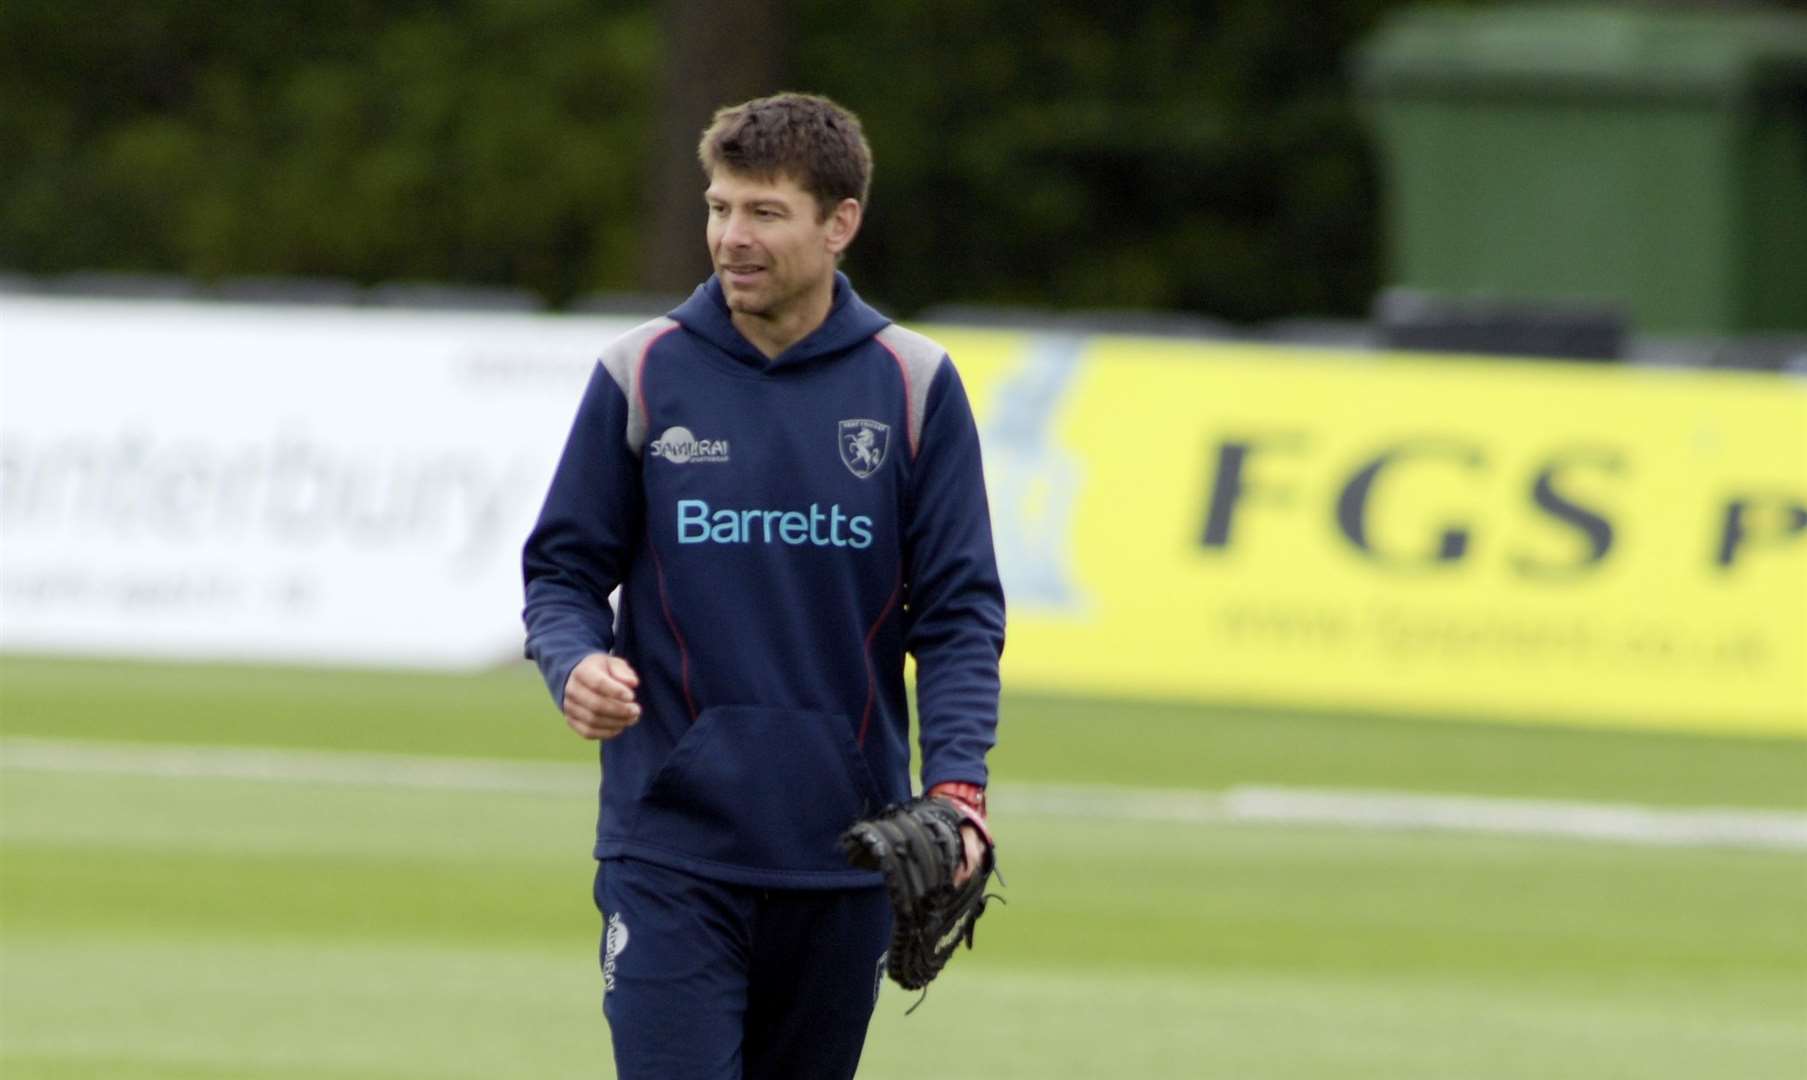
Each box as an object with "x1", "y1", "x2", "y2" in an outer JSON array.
[{"x1": 825, "y1": 198, "x2": 863, "y2": 255}]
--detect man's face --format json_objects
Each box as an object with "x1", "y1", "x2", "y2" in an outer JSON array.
[{"x1": 705, "y1": 169, "x2": 856, "y2": 320}]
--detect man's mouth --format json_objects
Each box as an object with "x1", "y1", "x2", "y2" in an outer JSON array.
[{"x1": 722, "y1": 265, "x2": 765, "y2": 282}]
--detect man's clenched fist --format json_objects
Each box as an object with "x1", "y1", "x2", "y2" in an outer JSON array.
[{"x1": 562, "y1": 654, "x2": 641, "y2": 740}]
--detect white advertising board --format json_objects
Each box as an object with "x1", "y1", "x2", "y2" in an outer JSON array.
[{"x1": 0, "y1": 295, "x2": 645, "y2": 668}]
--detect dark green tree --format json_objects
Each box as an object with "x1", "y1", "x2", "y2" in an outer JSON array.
[
  {"x1": 2, "y1": 0, "x2": 1470, "y2": 321},
  {"x1": 0, "y1": 0, "x2": 657, "y2": 303},
  {"x1": 790, "y1": 0, "x2": 1396, "y2": 320}
]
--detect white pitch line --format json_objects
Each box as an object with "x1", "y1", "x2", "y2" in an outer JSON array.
[
  {"x1": 1002, "y1": 781, "x2": 1807, "y2": 853},
  {"x1": 0, "y1": 736, "x2": 592, "y2": 796},
  {"x1": 4, "y1": 736, "x2": 1805, "y2": 853},
  {"x1": 1222, "y1": 786, "x2": 1807, "y2": 852}
]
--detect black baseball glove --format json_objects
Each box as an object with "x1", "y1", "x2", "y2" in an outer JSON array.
[{"x1": 840, "y1": 794, "x2": 997, "y2": 992}]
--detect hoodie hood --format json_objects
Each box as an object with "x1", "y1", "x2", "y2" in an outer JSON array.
[{"x1": 669, "y1": 272, "x2": 891, "y2": 371}]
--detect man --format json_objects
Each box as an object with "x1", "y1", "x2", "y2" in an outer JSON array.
[{"x1": 521, "y1": 92, "x2": 1005, "y2": 1080}]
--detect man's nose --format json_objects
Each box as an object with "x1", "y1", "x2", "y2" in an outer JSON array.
[{"x1": 720, "y1": 211, "x2": 754, "y2": 249}]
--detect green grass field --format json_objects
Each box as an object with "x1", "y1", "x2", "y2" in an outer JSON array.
[{"x1": 3, "y1": 656, "x2": 1804, "y2": 1078}]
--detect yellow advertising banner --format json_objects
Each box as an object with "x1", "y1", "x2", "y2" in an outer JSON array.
[{"x1": 932, "y1": 328, "x2": 1807, "y2": 736}]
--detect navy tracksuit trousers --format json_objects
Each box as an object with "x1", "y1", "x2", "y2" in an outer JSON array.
[{"x1": 594, "y1": 858, "x2": 893, "y2": 1080}]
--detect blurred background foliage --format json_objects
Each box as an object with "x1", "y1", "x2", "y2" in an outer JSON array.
[
  {"x1": 0, "y1": 0, "x2": 659, "y2": 307},
  {"x1": 3, "y1": 0, "x2": 1791, "y2": 320},
  {"x1": 794, "y1": 1, "x2": 1397, "y2": 320},
  {"x1": 0, "y1": 0, "x2": 1425, "y2": 320}
]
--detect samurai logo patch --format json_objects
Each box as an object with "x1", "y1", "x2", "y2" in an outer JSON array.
[
  {"x1": 839, "y1": 419, "x2": 890, "y2": 479},
  {"x1": 603, "y1": 913, "x2": 630, "y2": 992}
]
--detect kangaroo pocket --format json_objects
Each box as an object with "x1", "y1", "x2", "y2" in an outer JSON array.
[{"x1": 629, "y1": 706, "x2": 885, "y2": 874}]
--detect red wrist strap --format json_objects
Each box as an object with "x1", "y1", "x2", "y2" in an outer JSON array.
[
  {"x1": 927, "y1": 781, "x2": 991, "y2": 845},
  {"x1": 928, "y1": 781, "x2": 985, "y2": 816}
]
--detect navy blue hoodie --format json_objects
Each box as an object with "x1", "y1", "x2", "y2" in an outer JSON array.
[{"x1": 523, "y1": 274, "x2": 1005, "y2": 888}]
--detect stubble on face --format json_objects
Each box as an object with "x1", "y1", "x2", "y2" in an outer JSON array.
[{"x1": 705, "y1": 171, "x2": 837, "y2": 333}]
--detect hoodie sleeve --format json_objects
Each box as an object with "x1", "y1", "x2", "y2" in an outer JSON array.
[
  {"x1": 904, "y1": 359, "x2": 1006, "y2": 791},
  {"x1": 521, "y1": 360, "x2": 645, "y2": 709}
]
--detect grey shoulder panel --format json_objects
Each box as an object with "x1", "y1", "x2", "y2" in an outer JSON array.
[
  {"x1": 598, "y1": 316, "x2": 679, "y2": 455},
  {"x1": 875, "y1": 324, "x2": 947, "y2": 457}
]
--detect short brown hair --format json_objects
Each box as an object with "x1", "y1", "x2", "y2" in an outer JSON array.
[{"x1": 698, "y1": 93, "x2": 872, "y2": 218}]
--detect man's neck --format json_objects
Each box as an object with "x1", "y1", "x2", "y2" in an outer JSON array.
[{"x1": 732, "y1": 277, "x2": 835, "y2": 360}]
